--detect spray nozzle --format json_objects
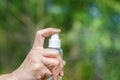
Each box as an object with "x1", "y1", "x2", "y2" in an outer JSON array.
[
  {"x1": 51, "y1": 34, "x2": 59, "y2": 39},
  {"x1": 48, "y1": 33, "x2": 61, "y2": 48}
]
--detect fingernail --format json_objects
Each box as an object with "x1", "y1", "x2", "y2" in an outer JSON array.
[
  {"x1": 60, "y1": 71, "x2": 64, "y2": 76},
  {"x1": 57, "y1": 29, "x2": 61, "y2": 32}
]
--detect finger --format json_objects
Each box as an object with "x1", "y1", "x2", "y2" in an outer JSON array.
[
  {"x1": 41, "y1": 57, "x2": 59, "y2": 69},
  {"x1": 49, "y1": 57, "x2": 64, "y2": 80},
  {"x1": 41, "y1": 49, "x2": 60, "y2": 58},
  {"x1": 42, "y1": 49, "x2": 64, "y2": 77},
  {"x1": 32, "y1": 28, "x2": 61, "y2": 48},
  {"x1": 33, "y1": 64, "x2": 51, "y2": 80},
  {"x1": 59, "y1": 60, "x2": 66, "y2": 76},
  {"x1": 41, "y1": 66, "x2": 52, "y2": 80},
  {"x1": 59, "y1": 70, "x2": 64, "y2": 76},
  {"x1": 52, "y1": 68, "x2": 59, "y2": 80},
  {"x1": 53, "y1": 59, "x2": 64, "y2": 79},
  {"x1": 32, "y1": 48, "x2": 64, "y2": 79},
  {"x1": 41, "y1": 48, "x2": 64, "y2": 80},
  {"x1": 41, "y1": 57, "x2": 60, "y2": 80},
  {"x1": 52, "y1": 75, "x2": 58, "y2": 80},
  {"x1": 52, "y1": 62, "x2": 63, "y2": 79},
  {"x1": 31, "y1": 48, "x2": 60, "y2": 58},
  {"x1": 41, "y1": 57, "x2": 62, "y2": 80}
]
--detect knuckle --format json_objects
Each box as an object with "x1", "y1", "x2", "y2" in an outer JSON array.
[
  {"x1": 43, "y1": 68, "x2": 52, "y2": 78},
  {"x1": 28, "y1": 53, "x2": 37, "y2": 62},
  {"x1": 54, "y1": 59, "x2": 59, "y2": 66},
  {"x1": 59, "y1": 61, "x2": 64, "y2": 69},
  {"x1": 33, "y1": 63, "x2": 43, "y2": 71},
  {"x1": 45, "y1": 71, "x2": 52, "y2": 77},
  {"x1": 36, "y1": 30, "x2": 42, "y2": 36},
  {"x1": 63, "y1": 60, "x2": 66, "y2": 66},
  {"x1": 32, "y1": 64, "x2": 43, "y2": 79},
  {"x1": 29, "y1": 49, "x2": 42, "y2": 61},
  {"x1": 60, "y1": 64, "x2": 64, "y2": 69}
]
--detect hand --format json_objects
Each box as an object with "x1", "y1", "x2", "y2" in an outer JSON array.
[{"x1": 10, "y1": 28, "x2": 65, "y2": 80}]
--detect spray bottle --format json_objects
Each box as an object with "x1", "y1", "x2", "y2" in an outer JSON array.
[{"x1": 48, "y1": 33, "x2": 63, "y2": 80}]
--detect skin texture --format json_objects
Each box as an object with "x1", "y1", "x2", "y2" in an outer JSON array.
[{"x1": 0, "y1": 28, "x2": 65, "y2": 80}]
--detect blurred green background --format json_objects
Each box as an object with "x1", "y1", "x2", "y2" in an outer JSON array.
[{"x1": 0, "y1": 0, "x2": 120, "y2": 80}]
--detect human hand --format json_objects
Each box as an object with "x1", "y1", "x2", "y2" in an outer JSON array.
[{"x1": 10, "y1": 28, "x2": 65, "y2": 80}]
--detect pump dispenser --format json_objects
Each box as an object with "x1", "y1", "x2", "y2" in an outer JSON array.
[
  {"x1": 48, "y1": 34, "x2": 61, "y2": 48},
  {"x1": 48, "y1": 33, "x2": 63, "y2": 80}
]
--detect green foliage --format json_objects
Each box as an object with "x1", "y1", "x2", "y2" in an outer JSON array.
[{"x1": 0, "y1": 0, "x2": 120, "y2": 80}]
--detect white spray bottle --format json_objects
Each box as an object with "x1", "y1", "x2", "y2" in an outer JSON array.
[{"x1": 48, "y1": 33, "x2": 63, "y2": 80}]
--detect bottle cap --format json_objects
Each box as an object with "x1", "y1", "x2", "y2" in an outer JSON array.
[{"x1": 48, "y1": 34, "x2": 61, "y2": 48}]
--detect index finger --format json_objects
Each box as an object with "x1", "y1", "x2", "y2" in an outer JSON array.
[{"x1": 32, "y1": 28, "x2": 61, "y2": 48}]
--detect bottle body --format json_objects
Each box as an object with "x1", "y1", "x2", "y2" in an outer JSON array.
[
  {"x1": 51, "y1": 48, "x2": 63, "y2": 57},
  {"x1": 48, "y1": 33, "x2": 63, "y2": 80},
  {"x1": 48, "y1": 48, "x2": 63, "y2": 80}
]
